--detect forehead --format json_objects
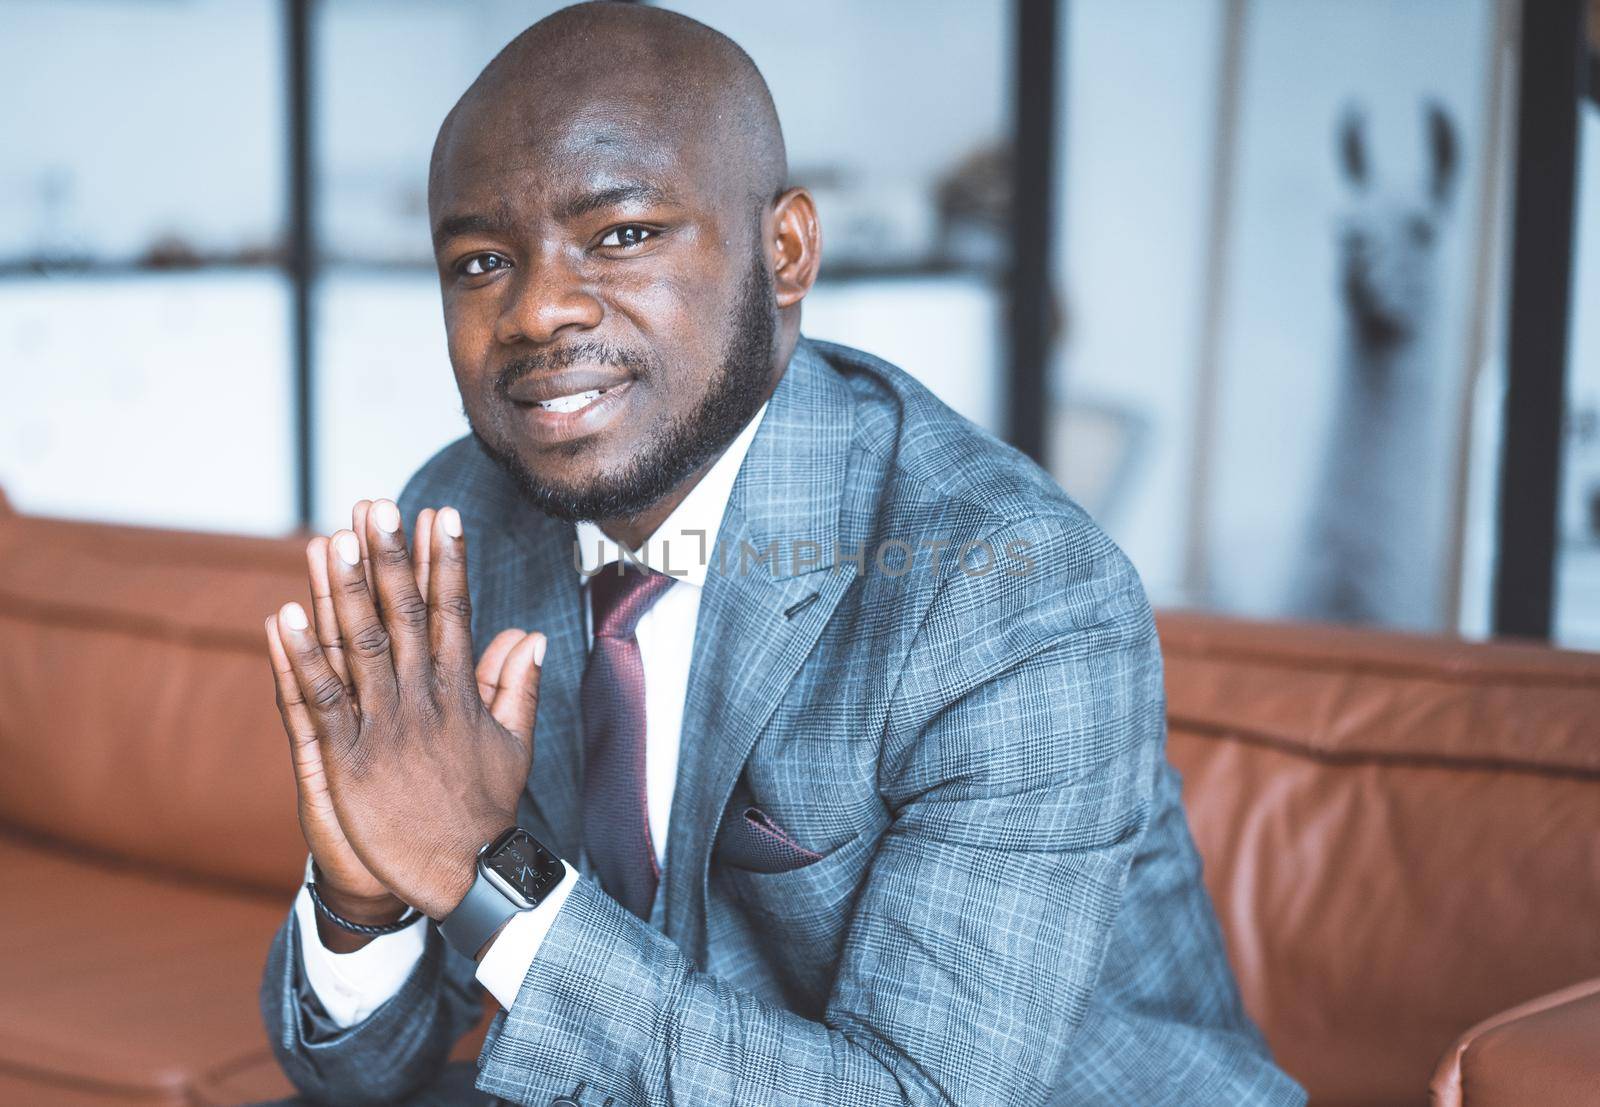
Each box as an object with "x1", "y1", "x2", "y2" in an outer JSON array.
[{"x1": 431, "y1": 92, "x2": 729, "y2": 224}]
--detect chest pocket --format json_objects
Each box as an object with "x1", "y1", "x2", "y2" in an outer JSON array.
[{"x1": 714, "y1": 810, "x2": 883, "y2": 946}]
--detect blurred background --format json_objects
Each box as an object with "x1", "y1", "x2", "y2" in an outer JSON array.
[{"x1": 2, "y1": 0, "x2": 1597, "y2": 649}]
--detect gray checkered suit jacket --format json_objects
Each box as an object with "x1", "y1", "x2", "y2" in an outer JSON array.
[{"x1": 261, "y1": 336, "x2": 1305, "y2": 1106}]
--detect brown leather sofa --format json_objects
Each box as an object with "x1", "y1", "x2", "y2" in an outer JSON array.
[
  {"x1": 0, "y1": 496, "x2": 1595, "y2": 1105},
  {"x1": 1160, "y1": 613, "x2": 1600, "y2": 1105}
]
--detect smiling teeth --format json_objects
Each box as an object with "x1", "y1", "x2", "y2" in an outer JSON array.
[{"x1": 536, "y1": 389, "x2": 605, "y2": 414}]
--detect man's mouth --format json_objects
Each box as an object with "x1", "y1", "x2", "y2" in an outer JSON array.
[
  {"x1": 535, "y1": 388, "x2": 610, "y2": 414},
  {"x1": 507, "y1": 378, "x2": 634, "y2": 447}
]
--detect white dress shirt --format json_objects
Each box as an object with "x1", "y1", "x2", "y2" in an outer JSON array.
[{"x1": 295, "y1": 403, "x2": 768, "y2": 1027}]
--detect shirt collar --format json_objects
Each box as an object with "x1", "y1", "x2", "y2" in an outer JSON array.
[{"x1": 573, "y1": 401, "x2": 768, "y2": 589}]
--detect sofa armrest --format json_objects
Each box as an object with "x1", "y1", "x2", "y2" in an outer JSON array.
[{"x1": 1429, "y1": 976, "x2": 1600, "y2": 1106}]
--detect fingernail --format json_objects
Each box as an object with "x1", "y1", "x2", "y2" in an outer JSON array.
[
  {"x1": 441, "y1": 507, "x2": 463, "y2": 539},
  {"x1": 335, "y1": 532, "x2": 361, "y2": 565},
  {"x1": 373, "y1": 500, "x2": 400, "y2": 533},
  {"x1": 532, "y1": 633, "x2": 547, "y2": 666},
  {"x1": 283, "y1": 602, "x2": 309, "y2": 631}
]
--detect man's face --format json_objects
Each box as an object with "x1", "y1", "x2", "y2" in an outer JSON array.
[{"x1": 430, "y1": 96, "x2": 777, "y2": 523}]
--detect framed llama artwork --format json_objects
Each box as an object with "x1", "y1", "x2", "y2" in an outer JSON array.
[{"x1": 1192, "y1": 0, "x2": 1511, "y2": 633}]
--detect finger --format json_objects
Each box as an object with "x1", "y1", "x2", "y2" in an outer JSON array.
[
  {"x1": 427, "y1": 506, "x2": 476, "y2": 685},
  {"x1": 265, "y1": 614, "x2": 323, "y2": 775},
  {"x1": 476, "y1": 628, "x2": 527, "y2": 706},
  {"x1": 412, "y1": 507, "x2": 435, "y2": 597},
  {"x1": 325, "y1": 528, "x2": 399, "y2": 707},
  {"x1": 491, "y1": 631, "x2": 546, "y2": 744},
  {"x1": 273, "y1": 600, "x2": 360, "y2": 754},
  {"x1": 362, "y1": 499, "x2": 432, "y2": 684},
  {"x1": 305, "y1": 536, "x2": 354, "y2": 696},
  {"x1": 351, "y1": 499, "x2": 375, "y2": 589}
]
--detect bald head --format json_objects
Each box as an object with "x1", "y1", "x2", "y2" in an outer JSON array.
[{"x1": 430, "y1": 2, "x2": 787, "y2": 217}]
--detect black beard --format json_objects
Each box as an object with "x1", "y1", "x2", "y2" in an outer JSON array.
[{"x1": 469, "y1": 245, "x2": 777, "y2": 525}]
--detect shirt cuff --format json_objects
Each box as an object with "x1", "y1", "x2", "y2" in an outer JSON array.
[
  {"x1": 293, "y1": 866, "x2": 427, "y2": 1029},
  {"x1": 474, "y1": 859, "x2": 580, "y2": 1011}
]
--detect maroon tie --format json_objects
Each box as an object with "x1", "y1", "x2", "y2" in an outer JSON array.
[{"x1": 580, "y1": 562, "x2": 675, "y2": 920}]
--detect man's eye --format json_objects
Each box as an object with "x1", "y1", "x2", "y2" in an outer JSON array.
[
  {"x1": 459, "y1": 253, "x2": 511, "y2": 276},
  {"x1": 598, "y1": 225, "x2": 655, "y2": 249}
]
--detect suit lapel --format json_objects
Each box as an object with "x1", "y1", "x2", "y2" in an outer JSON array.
[{"x1": 662, "y1": 338, "x2": 860, "y2": 963}]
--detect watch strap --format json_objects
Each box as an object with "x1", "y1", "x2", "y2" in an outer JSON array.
[{"x1": 439, "y1": 867, "x2": 523, "y2": 958}]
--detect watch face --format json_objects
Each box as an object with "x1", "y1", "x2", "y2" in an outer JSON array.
[{"x1": 483, "y1": 827, "x2": 563, "y2": 904}]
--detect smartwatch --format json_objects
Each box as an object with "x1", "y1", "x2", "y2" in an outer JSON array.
[{"x1": 438, "y1": 826, "x2": 566, "y2": 958}]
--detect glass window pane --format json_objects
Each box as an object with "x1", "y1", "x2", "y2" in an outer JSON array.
[
  {"x1": 0, "y1": 275, "x2": 296, "y2": 534},
  {"x1": 1555, "y1": 99, "x2": 1600, "y2": 649},
  {"x1": 313, "y1": 272, "x2": 466, "y2": 533},
  {"x1": 0, "y1": 0, "x2": 284, "y2": 266},
  {"x1": 1049, "y1": 0, "x2": 1226, "y2": 603}
]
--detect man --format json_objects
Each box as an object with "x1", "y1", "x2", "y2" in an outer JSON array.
[{"x1": 259, "y1": 4, "x2": 1305, "y2": 1104}]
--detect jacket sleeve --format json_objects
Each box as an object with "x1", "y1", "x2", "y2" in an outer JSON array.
[
  {"x1": 473, "y1": 519, "x2": 1169, "y2": 1106},
  {"x1": 259, "y1": 899, "x2": 486, "y2": 1105}
]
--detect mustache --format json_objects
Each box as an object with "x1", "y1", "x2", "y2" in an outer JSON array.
[{"x1": 494, "y1": 341, "x2": 652, "y2": 397}]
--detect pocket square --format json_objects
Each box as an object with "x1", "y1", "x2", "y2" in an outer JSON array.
[{"x1": 716, "y1": 805, "x2": 825, "y2": 874}]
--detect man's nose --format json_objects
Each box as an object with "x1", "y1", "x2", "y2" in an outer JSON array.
[{"x1": 493, "y1": 254, "x2": 603, "y2": 345}]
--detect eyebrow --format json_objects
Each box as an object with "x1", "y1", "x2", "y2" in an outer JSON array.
[
  {"x1": 555, "y1": 182, "x2": 674, "y2": 222},
  {"x1": 432, "y1": 209, "x2": 517, "y2": 245}
]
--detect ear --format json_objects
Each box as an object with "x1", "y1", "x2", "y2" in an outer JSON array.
[
  {"x1": 769, "y1": 186, "x2": 822, "y2": 310},
  {"x1": 1425, "y1": 99, "x2": 1459, "y2": 206},
  {"x1": 1338, "y1": 105, "x2": 1369, "y2": 190}
]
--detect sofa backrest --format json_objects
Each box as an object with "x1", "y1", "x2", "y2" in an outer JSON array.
[
  {"x1": 1160, "y1": 611, "x2": 1600, "y2": 1106},
  {"x1": 0, "y1": 501, "x2": 308, "y2": 896}
]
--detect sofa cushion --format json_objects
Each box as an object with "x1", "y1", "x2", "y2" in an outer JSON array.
[
  {"x1": 1160, "y1": 613, "x2": 1600, "y2": 1105},
  {"x1": 0, "y1": 835, "x2": 295, "y2": 1104},
  {"x1": 0, "y1": 509, "x2": 309, "y2": 894}
]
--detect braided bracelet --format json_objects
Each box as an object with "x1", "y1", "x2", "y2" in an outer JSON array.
[
  {"x1": 306, "y1": 879, "x2": 422, "y2": 936},
  {"x1": 305, "y1": 872, "x2": 423, "y2": 937}
]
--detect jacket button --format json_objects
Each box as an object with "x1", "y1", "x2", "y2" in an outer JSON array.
[{"x1": 550, "y1": 1100, "x2": 580, "y2": 1107}]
